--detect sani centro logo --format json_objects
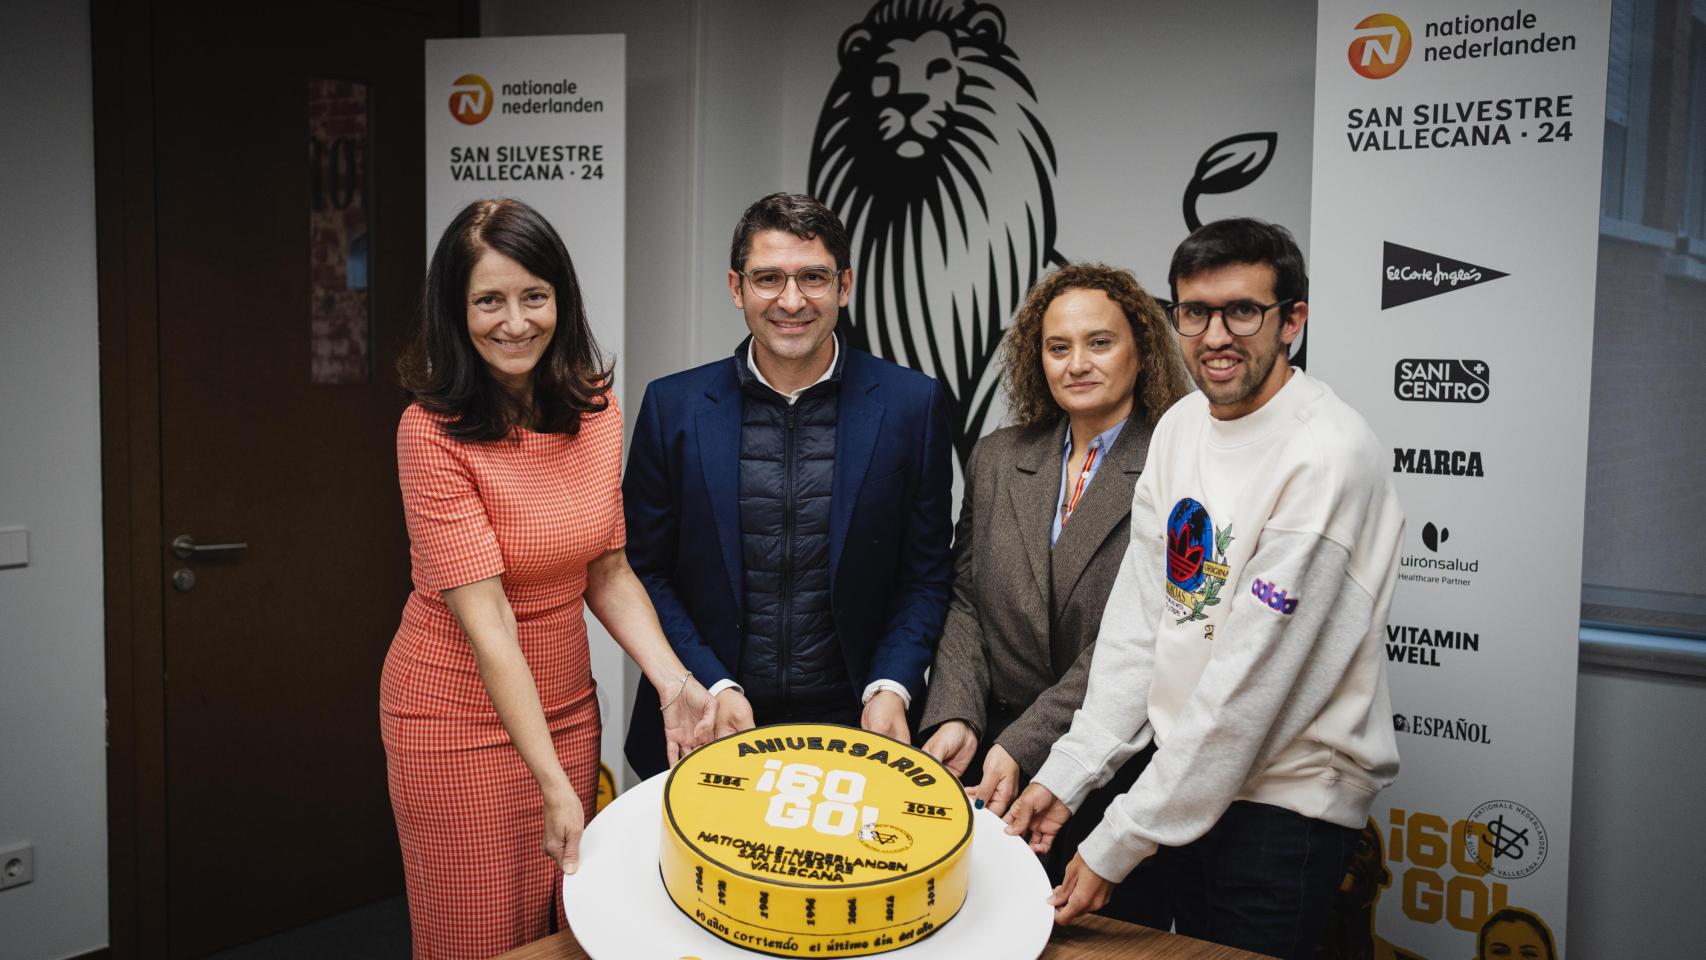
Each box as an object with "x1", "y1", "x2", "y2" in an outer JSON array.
[
  {"x1": 1349, "y1": 13, "x2": 1412, "y2": 79},
  {"x1": 449, "y1": 73, "x2": 493, "y2": 125},
  {"x1": 1395, "y1": 359, "x2": 1490, "y2": 403}
]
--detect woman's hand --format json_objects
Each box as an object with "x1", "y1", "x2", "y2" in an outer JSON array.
[
  {"x1": 921, "y1": 720, "x2": 980, "y2": 779},
  {"x1": 542, "y1": 783, "x2": 586, "y2": 874},
  {"x1": 966, "y1": 743, "x2": 1021, "y2": 816},
  {"x1": 661, "y1": 674, "x2": 717, "y2": 766}
]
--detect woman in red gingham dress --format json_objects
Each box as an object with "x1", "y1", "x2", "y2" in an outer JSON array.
[{"x1": 383, "y1": 199, "x2": 717, "y2": 960}]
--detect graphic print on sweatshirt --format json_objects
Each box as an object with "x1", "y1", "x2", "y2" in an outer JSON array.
[{"x1": 1165, "y1": 497, "x2": 1235, "y2": 625}]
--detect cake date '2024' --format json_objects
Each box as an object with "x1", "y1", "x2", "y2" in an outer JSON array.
[{"x1": 1346, "y1": 94, "x2": 1575, "y2": 151}]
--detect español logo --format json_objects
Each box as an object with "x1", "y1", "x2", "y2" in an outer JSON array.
[
  {"x1": 1349, "y1": 13, "x2": 1412, "y2": 79},
  {"x1": 449, "y1": 73, "x2": 493, "y2": 125}
]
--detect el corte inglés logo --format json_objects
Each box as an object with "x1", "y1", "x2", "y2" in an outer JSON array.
[
  {"x1": 449, "y1": 73, "x2": 493, "y2": 125},
  {"x1": 1349, "y1": 13, "x2": 1412, "y2": 79}
]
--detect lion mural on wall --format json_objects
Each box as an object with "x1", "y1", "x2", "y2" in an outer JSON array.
[{"x1": 808, "y1": 0, "x2": 1062, "y2": 469}]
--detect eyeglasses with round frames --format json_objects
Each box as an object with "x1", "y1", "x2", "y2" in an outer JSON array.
[
  {"x1": 740, "y1": 266, "x2": 844, "y2": 300},
  {"x1": 1162, "y1": 298, "x2": 1297, "y2": 337}
]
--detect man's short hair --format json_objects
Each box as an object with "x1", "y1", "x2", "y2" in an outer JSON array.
[
  {"x1": 729, "y1": 192, "x2": 853, "y2": 273},
  {"x1": 1167, "y1": 218, "x2": 1308, "y2": 317}
]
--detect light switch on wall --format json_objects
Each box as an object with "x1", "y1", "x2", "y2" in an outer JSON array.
[{"x1": 0, "y1": 527, "x2": 28, "y2": 569}]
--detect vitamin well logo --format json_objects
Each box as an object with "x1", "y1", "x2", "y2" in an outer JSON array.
[
  {"x1": 1349, "y1": 13, "x2": 1412, "y2": 79},
  {"x1": 449, "y1": 74, "x2": 493, "y2": 125}
]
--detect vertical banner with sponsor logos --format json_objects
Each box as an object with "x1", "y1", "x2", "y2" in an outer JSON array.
[
  {"x1": 425, "y1": 36, "x2": 632, "y2": 786},
  {"x1": 1309, "y1": 3, "x2": 1608, "y2": 957}
]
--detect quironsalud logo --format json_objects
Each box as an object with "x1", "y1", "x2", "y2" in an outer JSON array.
[{"x1": 1166, "y1": 498, "x2": 1235, "y2": 624}]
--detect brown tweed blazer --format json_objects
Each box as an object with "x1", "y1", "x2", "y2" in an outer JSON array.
[{"x1": 919, "y1": 414, "x2": 1153, "y2": 776}]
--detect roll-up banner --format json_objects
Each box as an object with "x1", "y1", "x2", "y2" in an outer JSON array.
[
  {"x1": 425, "y1": 35, "x2": 631, "y2": 786},
  {"x1": 1309, "y1": 3, "x2": 1609, "y2": 956}
]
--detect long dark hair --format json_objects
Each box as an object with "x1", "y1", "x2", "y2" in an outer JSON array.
[{"x1": 398, "y1": 198, "x2": 611, "y2": 441}]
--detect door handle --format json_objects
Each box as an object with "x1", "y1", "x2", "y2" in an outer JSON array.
[{"x1": 172, "y1": 535, "x2": 249, "y2": 560}]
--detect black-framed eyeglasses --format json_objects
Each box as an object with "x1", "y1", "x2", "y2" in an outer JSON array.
[
  {"x1": 739, "y1": 266, "x2": 845, "y2": 300},
  {"x1": 1162, "y1": 298, "x2": 1296, "y2": 337}
]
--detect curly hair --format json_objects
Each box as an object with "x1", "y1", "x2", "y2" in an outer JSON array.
[{"x1": 1001, "y1": 262, "x2": 1191, "y2": 430}]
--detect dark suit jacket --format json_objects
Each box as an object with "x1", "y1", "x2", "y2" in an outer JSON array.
[
  {"x1": 623, "y1": 342, "x2": 954, "y2": 776},
  {"x1": 918, "y1": 415, "x2": 1153, "y2": 776}
]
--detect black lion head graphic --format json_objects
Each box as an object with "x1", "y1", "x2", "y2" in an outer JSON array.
[{"x1": 809, "y1": 0, "x2": 1062, "y2": 470}]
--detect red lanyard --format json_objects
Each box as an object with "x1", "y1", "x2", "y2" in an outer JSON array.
[{"x1": 1060, "y1": 442, "x2": 1101, "y2": 526}]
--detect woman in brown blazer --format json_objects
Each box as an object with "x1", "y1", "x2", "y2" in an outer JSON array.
[{"x1": 919, "y1": 262, "x2": 1190, "y2": 927}]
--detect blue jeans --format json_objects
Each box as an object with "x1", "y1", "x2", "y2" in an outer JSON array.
[{"x1": 1157, "y1": 801, "x2": 1359, "y2": 960}]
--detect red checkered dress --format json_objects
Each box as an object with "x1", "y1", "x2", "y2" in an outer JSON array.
[{"x1": 380, "y1": 398, "x2": 624, "y2": 960}]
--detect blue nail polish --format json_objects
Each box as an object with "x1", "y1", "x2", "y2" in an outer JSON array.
[{"x1": 974, "y1": 798, "x2": 984, "y2": 809}]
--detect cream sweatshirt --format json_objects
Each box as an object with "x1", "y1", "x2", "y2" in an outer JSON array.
[{"x1": 1031, "y1": 370, "x2": 1403, "y2": 882}]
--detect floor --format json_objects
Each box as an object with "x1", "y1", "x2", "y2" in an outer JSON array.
[{"x1": 206, "y1": 896, "x2": 411, "y2": 959}]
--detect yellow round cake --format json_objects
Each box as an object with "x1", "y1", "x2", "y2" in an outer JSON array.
[{"x1": 660, "y1": 723, "x2": 972, "y2": 956}]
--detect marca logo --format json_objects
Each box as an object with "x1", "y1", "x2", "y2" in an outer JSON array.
[
  {"x1": 1349, "y1": 13, "x2": 1412, "y2": 79},
  {"x1": 1250, "y1": 577, "x2": 1299, "y2": 615},
  {"x1": 1383, "y1": 242, "x2": 1508, "y2": 309},
  {"x1": 1395, "y1": 358, "x2": 1490, "y2": 403},
  {"x1": 1394, "y1": 448, "x2": 1484, "y2": 477},
  {"x1": 449, "y1": 73, "x2": 493, "y2": 125}
]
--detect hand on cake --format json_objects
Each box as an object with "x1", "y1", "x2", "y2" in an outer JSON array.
[
  {"x1": 921, "y1": 719, "x2": 979, "y2": 778},
  {"x1": 712, "y1": 687, "x2": 756, "y2": 739},
  {"x1": 965, "y1": 743, "x2": 1020, "y2": 816},
  {"x1": 543, "y1": 784, "x2": 586, "y2": 875},
  {"x1": 662, "y1": 675, "x2": 719, "y2": 766},
  {"x1": 860, "y1": 689, "x2": 911, "y2": 743},
  {"x1": 1003, "y1": 781, "x2": 1071, "y2": 854},
  {"x1": 1047, "y1": 852, "x2": 1114, "y2": 925}
]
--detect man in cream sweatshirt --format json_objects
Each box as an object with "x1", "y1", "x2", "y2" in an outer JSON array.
[{"x1": 1006, "y1": 219, "x2": 1403, "y2": 959}]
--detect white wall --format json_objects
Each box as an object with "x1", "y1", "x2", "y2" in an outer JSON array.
[
  {"x1": 1567, "y1": 662, "x2": 1706, "y2": 954},
  {"x1": 0, "y1": 3, "x2": 110, "y2": 958}
]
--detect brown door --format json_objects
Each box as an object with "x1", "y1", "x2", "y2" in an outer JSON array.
[{"x1": 147, "y1": 2, "x2": 462, "y2": 954}]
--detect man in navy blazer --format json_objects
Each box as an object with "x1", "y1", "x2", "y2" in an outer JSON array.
[{"x1": 623, "y1": 193, "x2": 953, "y2": 777}]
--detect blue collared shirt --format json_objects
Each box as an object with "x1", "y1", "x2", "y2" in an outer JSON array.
[{"x1": 1052, "y1": 419, "x2": 1127, "y2": 545}]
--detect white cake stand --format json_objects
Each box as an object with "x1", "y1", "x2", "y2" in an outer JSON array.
[{"x1": 563, "y1": 772, "x2": 1054, "y2": 959}]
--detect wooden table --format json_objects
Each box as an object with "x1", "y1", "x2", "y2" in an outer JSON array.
[{"x1": 496, "y1": 915, "x2": 1272, "y2": 959}]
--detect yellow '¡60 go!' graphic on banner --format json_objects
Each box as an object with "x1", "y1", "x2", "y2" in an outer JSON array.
[{"x1": 1384, "y1": 806, "x2": 1513, "y2": 932}]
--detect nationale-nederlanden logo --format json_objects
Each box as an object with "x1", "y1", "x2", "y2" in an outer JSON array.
[
  {"x1": 450, "y1": 73, "x2": 493, "y2": 125},
  {"x1": 1349, "y1": 13, "x2": 1412, "y2": 79},
  {"x1": 1382, "y1": 242, "x2": 1508, "y2": 309}
]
